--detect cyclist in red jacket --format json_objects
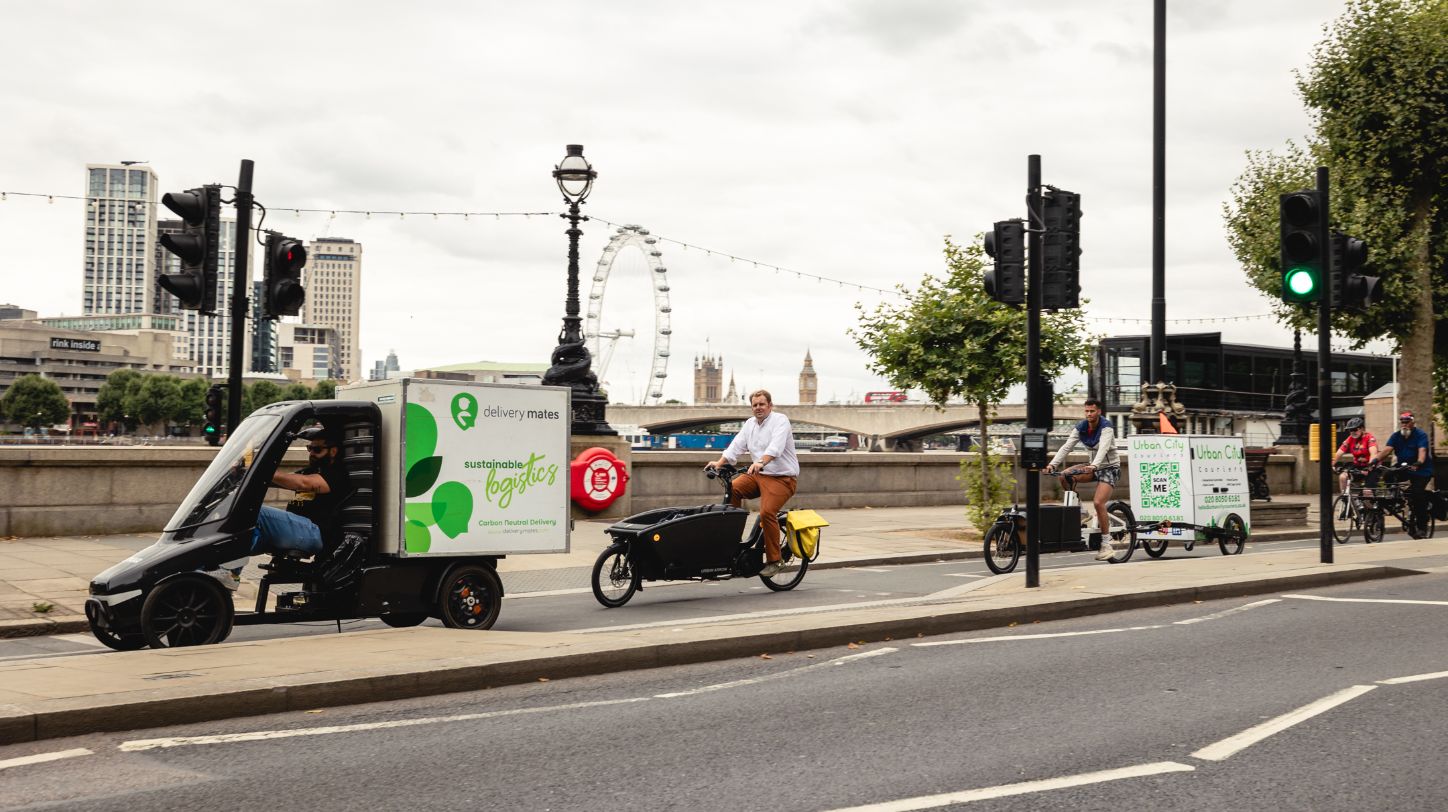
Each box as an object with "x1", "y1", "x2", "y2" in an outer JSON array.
[{"x1": 1334, "y1": 417, "x2": 1377, "y2": 495}]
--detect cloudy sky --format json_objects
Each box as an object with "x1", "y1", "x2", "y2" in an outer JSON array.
[{"x1": 0, "y1": 0, "x2": 1372, "y2": 406}]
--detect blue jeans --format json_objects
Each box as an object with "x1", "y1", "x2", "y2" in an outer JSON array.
[{"x1": 253, "y1": 506, "x2": 324, "y2": 556}]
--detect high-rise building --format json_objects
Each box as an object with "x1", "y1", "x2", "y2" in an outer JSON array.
[
  {"x1": 251, "y1": 281, "x2": 279, "y2": 374},
  {"x1": 301, "y1": 237, "x2": 362, "y2": 382},
  {"x1": 694, "y1": 354, "x2": 724, "y2": 404},
  {"x1": 83, "y1": 163, "x2": 160, "y2": 316},
  {"x1": 799, "y1": 350, "x2": 818, "y2": 404},
  {"x1": 277, "y1": 323, "x2": 341, "y2": 382},
  {"x1": 370, "y1": 349, "x2": 400, "y2": 381}
]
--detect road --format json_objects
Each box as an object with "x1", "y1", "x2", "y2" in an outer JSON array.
[{"x1": 3, "y1": 566, "x2": 1447, "y2": 810}]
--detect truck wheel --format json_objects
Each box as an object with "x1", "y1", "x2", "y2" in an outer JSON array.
[
  {"x1": 438, "y1": 565, "x2": 503, "y2": 630},
  {"x1": 140, "y1": 576, "x2": 235, "y2": 648}
]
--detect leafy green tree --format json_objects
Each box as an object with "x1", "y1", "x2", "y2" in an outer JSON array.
[
  {"x1": 2, "y1": 374, "x2": 71, "y2": 429},
  {"x1": 853, "y1": 237, "x2": 1094, "y2": 531},
  {"x1": 282, "y1": 383, "x2": 313, "y2": 402},
  {"x1": 95, "y1": 369, "x2": 143, "y2": 431},
  {"x1": 1223, "y1": 0, "x2": 1448, "y2": 428},
  {"x1": 176, "y1": 377, "x2": 211, "y2": 426},
  {"x1": 126, "y1": 374, "x2": 183, "y2": 429},
  {"x1": 312, "y1": 379, "x2": 337, "y2": 400},
  {"x1": 246, "y1": 381, "x2": 284, "y2": 417}
]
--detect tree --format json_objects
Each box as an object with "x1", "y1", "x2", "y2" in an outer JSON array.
[
  {"x1": 852, "y1": 237, "x2": 1094, "y2": 530},
  {"x1": 1223, "y1": 0, "x2": 1448, "y2": 431},
  {"x1": 177, "y1": 377, "x2": 211, "y2": 426},
  {"x1": 282, "y1": 383, "x2": 313, "y2": 402},
  {"x1": 95, "y1": 369, "x2": 143, "y2": 432},
  {"x1": 2, "y1": 374, "x2": 71, "y2": 429},
  {"x1": 126, "y1": 374, "x2": 183, "y2": 430},
  {"x1": 312, "y1": 379, "x2": 337, "y2": 400},
  {"x1": 245, "y1": 381, "x2": 284, "y2": 417}
]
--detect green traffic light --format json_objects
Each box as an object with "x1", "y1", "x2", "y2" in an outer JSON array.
[
  {"x1": 204, "y1": 425, "x2": 217, "y2": 435},
  {"x1": 1285, "y1": 267, "x2": 1318, "y2": 296}
]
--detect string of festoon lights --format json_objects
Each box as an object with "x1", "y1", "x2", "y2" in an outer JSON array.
[{"x1": 3, "y1": 189, "x2": 1283, "y2": 326}]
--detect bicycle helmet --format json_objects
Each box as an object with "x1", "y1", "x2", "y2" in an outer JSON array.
[{"x1": 1345, "y1": 417, "x2": 1364, "y2": 431}]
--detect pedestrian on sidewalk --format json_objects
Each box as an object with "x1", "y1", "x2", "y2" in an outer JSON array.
[{"x1": 706, "y1": 390, "x2": 799, "y2": 577}]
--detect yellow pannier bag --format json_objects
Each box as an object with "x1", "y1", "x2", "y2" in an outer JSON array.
[{"x1": 785, "y1": 509, "x2": 829, "y2": 562}]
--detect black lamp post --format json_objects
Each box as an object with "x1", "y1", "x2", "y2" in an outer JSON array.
[{"x1": 543, "y1": 144, "x2": 614, "y2": 435}]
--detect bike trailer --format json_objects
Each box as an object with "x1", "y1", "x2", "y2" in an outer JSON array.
[
  {"x1": 785, "y1": 509, "x2": 829, "y2": 562},
  {"x1": 1433, "y1": 490, "x2": 1448, "y2": 522}
]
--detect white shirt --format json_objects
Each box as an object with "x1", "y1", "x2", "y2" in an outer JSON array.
[{"x1": 723, "y1": 411, "x2": 800, "y2": 477}]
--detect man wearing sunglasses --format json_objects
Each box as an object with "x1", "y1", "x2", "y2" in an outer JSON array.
[
  {"x1": 1376, "y1": 412, "x2": 1434, "y2": 537},
  {"x1": 252, "y1": 425, "x2": 348, "y2": 557}
]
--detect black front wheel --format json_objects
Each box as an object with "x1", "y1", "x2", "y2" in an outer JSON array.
[
  {"x1": 983, "y1": 523, "x2": 1021, "y2": 574},
  {"x1": 591, "y1": 545, "x2": 641, "y2": 608},
  {"x1": 1330, "y1": 494, "x2": 1355, "y2": 544},
  {"x1": 140, "y1": 576, "x2": 235, "y2": 649},
  {"x1": 89, "y1": 623, "x2": 148, "y2": 651},
  {"x1": 437, "y1": 565, "x2": 503, "y2": 629},
  {"x1": 1218, "y1": 513, "x2": 1247, "y2": 555}
]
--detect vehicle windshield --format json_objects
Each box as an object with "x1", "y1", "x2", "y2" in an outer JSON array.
[{"x1": 164, "y1": 414, "x2": 281, "y2": 534}]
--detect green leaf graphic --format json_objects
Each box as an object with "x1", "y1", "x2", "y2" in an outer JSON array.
[
  {"x1": 406, "y1": 456, "x2": 443, "y2": 497},
  {"x1": 405, "y1": 502, "x2": 437, "y2": 527},
  {"x1": 432, "y1": 481, "x2": 473, "y2": 539},
  {"x1": 404, "y1": 520, "x2": 431, "y2": 553},
  {"x1": 405, "y1": 403, "x2": 437, "y2": 471}
]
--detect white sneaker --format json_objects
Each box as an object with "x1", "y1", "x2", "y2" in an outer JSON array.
[
  {"x1": 759, "y1": 560, "x2": 784, "y2": 577},
  {"x1": 1094, "y1": 539, "x2": 1116, "y2": 561}
]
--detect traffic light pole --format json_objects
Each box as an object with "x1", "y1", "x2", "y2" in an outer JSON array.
[
  {"x1": 1025, "y1": 154, "x2": 1043, "y2": 588},
  {"x1": 1316, "y1": 166, "x2": 1333, "y2": 565},
  {"x1": 227, "y1": 159, "x2": 255, "y2": 439}
]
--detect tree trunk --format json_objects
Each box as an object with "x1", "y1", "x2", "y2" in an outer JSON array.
[
  {"x1": 1397, "y1": 196, "x2": 1436, "y2": 444},
  {"x1": 978, "y1": 401, "x2": 992, "y2": 500}
]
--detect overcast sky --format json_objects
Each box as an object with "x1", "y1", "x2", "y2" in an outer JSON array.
[{"x1": 0, "y1": 0, "x2": 1375, "y2": 406}]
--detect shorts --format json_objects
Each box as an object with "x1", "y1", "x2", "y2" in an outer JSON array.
[{"x1": 1093, "y1": 465, "x2": 1121, "y2": 486}]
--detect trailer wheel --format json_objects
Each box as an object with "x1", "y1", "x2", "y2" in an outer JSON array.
[
  {"x1": 140, "y1": 575, "x2": 235, "y2": 649},
  {"x1": 437, "y1": 565, "x2": 503, "y2": 630},
  {"x1": 1218, "y1": 513, "x2": 1247, "y2": 556}
]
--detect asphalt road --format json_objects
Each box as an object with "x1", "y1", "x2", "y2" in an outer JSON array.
[
  {"x1": 0, "y1": 533, "x2": 1346, "y2": 662},
  {"x1": 4, "y1": 565, "x2": 1448, "y2": 810}
]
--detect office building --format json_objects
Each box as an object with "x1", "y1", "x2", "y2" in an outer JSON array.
[
  {"x1": 276, "y1": 323, "x2": 342, "y2": 383},
  {"x1": 83, "y1": 163, "x2": 161, "y2": 316},
  {"x1": 301, "y1": 237, "x2": 362, "y2": 382}
]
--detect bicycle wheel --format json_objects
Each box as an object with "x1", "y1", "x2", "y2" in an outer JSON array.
[
  {"x1": 1104, "y1": 501, "x2": 1136, "y2": 564},
  {"x1": 1141, "y1": 534, "x2": 1168, "y2": 559},
  {"x1": 591, "y1": 544, "x2": 640, "y2": 608},
  {"x1": 1361, "y1": 509, "x2": 1384, "y2": 544},
  {"x1": 983, "y1": 523, "x2": 1021, "y2": 574},
  {"x1": 761, "y1": 543, "x2": 809, "y2": 591},
  {"x1": 1218, "y1": 513, "x2": 1247, "y2": 555},
  {"x1": 1330, "y1": 494, "x2": 1356, "y2": 545}
]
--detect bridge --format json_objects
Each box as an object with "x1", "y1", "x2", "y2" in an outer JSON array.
[{"x1": 606, "y1": 402, "x2": 1030, "y2": 451}]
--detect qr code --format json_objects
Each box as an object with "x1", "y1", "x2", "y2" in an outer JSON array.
[{"x1": 1138, "y1": 461, "x2": 1181, "y2": 509}]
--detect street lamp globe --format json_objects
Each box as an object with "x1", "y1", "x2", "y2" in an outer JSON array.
[{"x1": 553, "y1": 145, "x2": 596, "y2": 203}]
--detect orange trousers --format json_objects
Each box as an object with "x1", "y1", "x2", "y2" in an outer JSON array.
[{"x1": 729, "y1": 474, "x2": 797, "y2": 562}]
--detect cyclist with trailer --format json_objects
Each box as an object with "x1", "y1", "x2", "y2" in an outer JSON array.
[{"x1": 1045, "y1": 398, "x2": 1119, "y2": 561}]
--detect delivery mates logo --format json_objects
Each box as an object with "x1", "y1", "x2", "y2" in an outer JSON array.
[{"x1": 452, "y1": 393, "x2": 478, "y2": 431}]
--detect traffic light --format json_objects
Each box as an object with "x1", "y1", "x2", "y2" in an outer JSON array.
[
  {"x1": 1279, "y1": 190, "x2": 1324, "y2": 304},
  {"x1": 983, "y1": 220, "x2": 1025, "y2": 304},
  {"x1": 158, "y1": 185, "x2": 222, "y2": 314},
  {"x1": 203, "y1": 384, "x2": 224, "y2": 446},
  {"x1": 1330, "y1": 231, "x2": 1377, "y2": 312},
  {"x1": 1040, "y1": 189, "x2": 1081, "y2": 310},
  {"x1": 263, "y1": 232, "x2": 307, "y2": 319}
]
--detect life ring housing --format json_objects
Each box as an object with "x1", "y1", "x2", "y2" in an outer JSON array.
[{"x1": 569, "y1": 447, "x2": 629, "y2": 511}]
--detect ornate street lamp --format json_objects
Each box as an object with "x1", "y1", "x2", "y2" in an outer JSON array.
[{"x1": 543, "y1": 145, "x2": 614, "y2": 435}]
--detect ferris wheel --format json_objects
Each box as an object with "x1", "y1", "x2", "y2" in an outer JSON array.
[{"x1": 585, "y1": 224, "x2": 672, "y2": 405}]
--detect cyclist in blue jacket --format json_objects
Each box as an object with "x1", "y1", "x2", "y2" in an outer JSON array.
[
  {"x1": 1046, "y1": 398, "x2": 1120, "y2": 560},
  {"x1": 1376, "y1": 411, "x2": 1434, "y2": 537}
]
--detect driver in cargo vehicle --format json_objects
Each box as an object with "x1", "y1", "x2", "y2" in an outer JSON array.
[{"x1": 253, "y1": 425, "x2": 348, "y2": 557}]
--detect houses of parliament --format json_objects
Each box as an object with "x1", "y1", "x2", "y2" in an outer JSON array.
[{"x1": 692, "y1": 351, "x2": 817, "y2": 405}]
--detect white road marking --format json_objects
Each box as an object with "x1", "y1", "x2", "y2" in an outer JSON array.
[
  {"x1": 1379, "y1": 670, "x2": 1448, "y2": 685},
  {"x1": 821, "y1": 762, "x2": 1195, "y2": 811},
  {"x1": 0, "y1": 748, "x2": 93, "y2": 771},
  {"x1": 913, "y1": 625, "x2": 1165, "y2": 647},
  {"x1": 119, "y1": 648, "x2": 892, "y2": 752},
  {"x1": 1173, "y1": 598, "x2": 1280, "y2": 625},
  {"x1": 653, "y1": 648, "x2": 896, "y2": 698},
  {"x1": 1191, "y1": 684, "x2": 1377, "y2": 761},
  {"x1": 850, "y1": 567, "x2": 891, "y2": 573},
  {"x1": 944, "y1": 573, "x2": 986, "y2": 579},
  {"x1": 1282, "y1": 594, "x2": 1448, "y2": 607}
]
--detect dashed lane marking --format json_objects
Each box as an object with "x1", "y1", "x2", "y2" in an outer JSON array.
[
  {"x1": 0, "y1": 748, "x2": 93, "y2": 771},
  {"x1": 1191, "y1": 684, "x2": 1377, "y2": 762},
  {"x1": 820, "y1": 762, "x2": 1196, "y2": 811}
]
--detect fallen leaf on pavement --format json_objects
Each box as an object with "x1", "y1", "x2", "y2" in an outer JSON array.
[{"x1": 760, "y1": 654, "x2": 773, "y2": 660}]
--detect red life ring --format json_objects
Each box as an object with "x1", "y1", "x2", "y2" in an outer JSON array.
[{"x1": 569, "y1": 447, "x2": 629, "y2": 511}]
